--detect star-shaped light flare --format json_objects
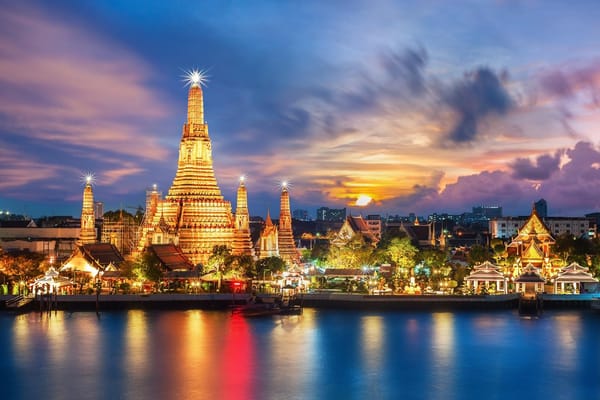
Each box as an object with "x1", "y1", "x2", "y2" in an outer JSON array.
[
  {"x1": 182, "y1": 68, "x2": 209, "y2": 87},
  {"x1": 81, "y1": 172, "x2": 95, "y2": 186}
]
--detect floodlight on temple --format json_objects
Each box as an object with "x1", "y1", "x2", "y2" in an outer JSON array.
[{"x1": 182, "y1": 68, "x2": 209, "y2": 87}]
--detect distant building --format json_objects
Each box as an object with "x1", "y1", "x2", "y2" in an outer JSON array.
[
  {"x1": 534, "y1": 199, "x2": 548, "y2": 218},
  {"x1": 316, "y1": 207, "x2": 346, "y2": 222},
  {"x1": 94, "y1": 202, "x2": 104, "y2": 219},
  {"x1": 101, "y1": 212, "x2": 139, "y2": 256},
  {"x1": 490, "y1": 216, "x2": 590, "y2": 239},
  {"x1": 293, "y1": 209, "x2": 310, "y2": 221},
  {"x1": 472, "y1": 205, "x2": 502, "y2": 219},
  {"x1": 365, "y1": 215, "x2": 382, "y2": 239},
  {"x1": 332, "y1": 215, "x2": 379, "y2": 247}
]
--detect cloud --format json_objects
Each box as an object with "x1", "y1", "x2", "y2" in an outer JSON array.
[
  {"x1": 510, "y1": 151, "x2": 563, "y2": 181},
  {"x1": 0, "y1": 5, "x2": 172, "y2": 161},
  {"x1": 443, "y1": 67, "x2": 513, "y2": 143}
]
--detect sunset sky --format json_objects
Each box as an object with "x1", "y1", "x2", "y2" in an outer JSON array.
[{"x1": 2, "y1": 1, "x2": 600, "y2": 219}]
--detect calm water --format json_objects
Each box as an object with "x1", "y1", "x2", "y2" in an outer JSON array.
[{"x1": 1, "y1": 308, "x2": 599, "y2": 400}]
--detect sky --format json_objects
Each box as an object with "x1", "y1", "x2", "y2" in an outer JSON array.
[{"x1": 1, "y1": 0, "x2": 600, "y2": 219}]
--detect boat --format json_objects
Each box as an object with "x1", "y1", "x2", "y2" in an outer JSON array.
[{"x1": 231, "y1": 293, "x2": 303, "y2": 317}]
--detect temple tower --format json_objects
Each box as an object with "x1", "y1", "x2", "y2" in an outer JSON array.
[
  {"x1": 80, "y1": 176, "x2": 96, "y2": 244},
  {"x1": 258, "y1": 210, "x2": 279, "y2": 259},
  {"x1": 232, "y1": 176, "x2": 255, "y2": 257},
  {"x1": 138, "y1": 72, "x2": 236, "y2": 266},
  {"x1": 277, "y1": 183, "x2": 300, "y2": 266}
]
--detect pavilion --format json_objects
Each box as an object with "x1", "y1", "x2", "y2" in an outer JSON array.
[
  {"x1": 465, "y1": 261, "x2": 508, "y2": 294},
  {"x1": 553, "y1": 262, "x2": 598, "y2": 294}
]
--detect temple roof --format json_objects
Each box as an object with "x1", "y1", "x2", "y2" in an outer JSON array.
[
  {"x1": 465, "y1": 261, "x2": 506, "y2": 281},
  {"x1": 554, "y1": 262, "x2": 598, "y2": 283},
  {"x1": 79, "y1": 243, "x2": 124, "y2": 267},
  {"x1": 515, "y1": 264, "x2": 545, "y2": 283},
  {"x1": 150, "y1": 244, "x2": 194, "y2": 271},
  {"x1": 514, "y1": 207, "x2": 554, "y2": 242}
]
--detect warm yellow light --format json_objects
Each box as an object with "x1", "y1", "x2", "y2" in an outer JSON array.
[
  {"x1": 240, "y1": 175, "x2": 245, "y2": 183},
  {"x1": 355, "y1": 195, "x2": 372, "y2": 207},
  {"x1": 183, "y1": 68, "x2": 208, "y2": 87}
]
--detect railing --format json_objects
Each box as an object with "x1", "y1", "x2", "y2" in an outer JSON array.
[{"x1": 5, "y1": 295, "x2": 23, "y2": 307}]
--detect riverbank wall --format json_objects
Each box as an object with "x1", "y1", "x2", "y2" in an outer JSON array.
[{"x1": 2, "y1": 292, "x2": 598, "y2": 313}]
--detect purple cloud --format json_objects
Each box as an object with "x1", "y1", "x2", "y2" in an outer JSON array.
[{"x1": 510, "y1": 152, "x2": 563, "y2": 181}]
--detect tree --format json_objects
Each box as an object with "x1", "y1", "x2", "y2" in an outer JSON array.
[
  {"x1": 256, "y1": 257, "x2": 286, "y2": 280},
  {"x1": 132, "y1": 251, "x2": 163, "y2": 286},
  {"x1": 386, "y1": 237, "x2": 418, "y2": 278},
  {"x1": 467, "y1": 244, "x2": 491, "y2": 265},
  {"x1": 327, "y1": 234, "x2": 374, "y2": 270},
  {"x1": 206, "y1": 245, "x2": 232, "y2": 291}
]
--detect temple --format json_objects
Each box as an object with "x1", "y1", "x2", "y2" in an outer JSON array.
[
  {"x1": 232, "y1": 177, "x2": 255, "y2": 257},
  {"x1": 276, "y1": 184, "x2": 301, "y2": 266},
  {"x1": 137, "y1": 73, "x2": 245, "y2": 266},
  {"x1": 255, "y1": 185, "x2": 300, "y2": 266},
  {"x1": 79, "y1": 176, "x2": 96, "y2": 244},
  {"x1": 506, "y1": 205, "x2": 556, "y2": 277},
  {"x1": 257, "y1": 211, "x2": 279, "y2": 259}
]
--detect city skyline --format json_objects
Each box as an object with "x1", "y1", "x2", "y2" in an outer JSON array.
[{"x1": 2, "y1": 1, "x2": 600, "y2": 219}]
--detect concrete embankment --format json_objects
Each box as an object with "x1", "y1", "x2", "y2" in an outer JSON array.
[
  {"x1": 1, "y1": 292, "x2": 598, "y2": 312},
  {"x1": 301, "y1": 293, "x2": 520, "y2": 311}
]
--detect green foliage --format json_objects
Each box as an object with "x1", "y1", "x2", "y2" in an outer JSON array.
[
  {"x1": 132, "y1": 251, "x2": 163, "y2": 283},
  {"x1": 467, "y1": 244, "x2": 491, "y2": 265},
  {"x1": 256, "y1": 257, "x2": 286, "y2": 278},
  {"x1": 327, "y1": 234, "x2": 374, "y2": 269},
  {"x1": 386, "y1": 237, "x2": 418, "y2": 269}
]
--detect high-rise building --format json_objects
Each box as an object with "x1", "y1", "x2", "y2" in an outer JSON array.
[
  {"x1": 94, "y1": 202, "x2": 104, "y2": 219},
  {"x1": 80, "y1": 176, "x2": 96, "y2": 244},
  {"x1": 534, "y1": 198, "x2": 548, "y2": 218},
  {"x1": 293, "y1": 209, "x2": 309, "y2": 221},
  {"x1": 137, "y1": 73, "x2": 247, "y2": 266},
  {"x1": 316, "y1": 207, "x2": 346, "y2": 222}
]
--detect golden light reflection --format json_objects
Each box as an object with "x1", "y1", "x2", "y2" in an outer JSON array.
[
  {"x1": 268, "y1": 309, "x2": 317, "y2": 397},
  {"x1": 553, "y1": 314, "x2": 581, "y2": 370},
  {"x1": 430, "y1": 313, "x2": 456, "y2": 399},
  {"x1": 125, "y1": 310, "x2": 149, "y2": 379},
  {"x1": 13, "y1": 315, "x2": 33, "y2": 367},
  {"x1": 360, "y1": 315, "x2": 383, "y2": 372},
  {"x1": 432, "y1": 313, "x2": 454, "y2": 366},
  {"x1": 178, "y1": 311, "x2": 215, "y2": 398}
]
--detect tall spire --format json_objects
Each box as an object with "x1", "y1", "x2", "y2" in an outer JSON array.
[
  {"x1": 233, "y1": 176, "x2": 255, "y2": 257},
  {"x1": 186, "y1": 84, "x2": 204, "y2": 127},
  {"x1": 137, "y1": 73, "x2": 236, "y2": 266},
  {"x1": 277, "y1": 183, "x2": 300, "y2": 266},
  {"x1": 80, "y1": 175, "x2": 96, "y2": 244},
  {"x1": 167, "y1": 81, "x2": 222, "y2": 199}
]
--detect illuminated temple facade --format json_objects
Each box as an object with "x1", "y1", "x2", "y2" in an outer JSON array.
[
  {"x1": 137, "y1": 77, "x2": 253, "y2": 266},
  {"x1": 256, "y1": 185, "x2": 301, "y2": 266},
  {"x1": 79, "y1": 177, "x2": 96, "y2": 244},
  {"x1": 506, "y1": 206, "x2": 556, "y2": 277}
]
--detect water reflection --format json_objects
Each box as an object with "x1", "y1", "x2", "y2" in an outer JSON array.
[
  {"x1": 221, "y1": 312, "x2": 254, "y2": 400},
  {"x1": 1, "y1": 310, "x2": 600, "y2": 400}
]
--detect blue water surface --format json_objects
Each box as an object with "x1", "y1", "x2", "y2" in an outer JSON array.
[{"x1": 0, "y1": 309, "x2": 598, "y2": 400}]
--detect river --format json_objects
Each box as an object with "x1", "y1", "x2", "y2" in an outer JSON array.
[{"x1": 0, "y1": 309, "x2": 598, "y2": 400}]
